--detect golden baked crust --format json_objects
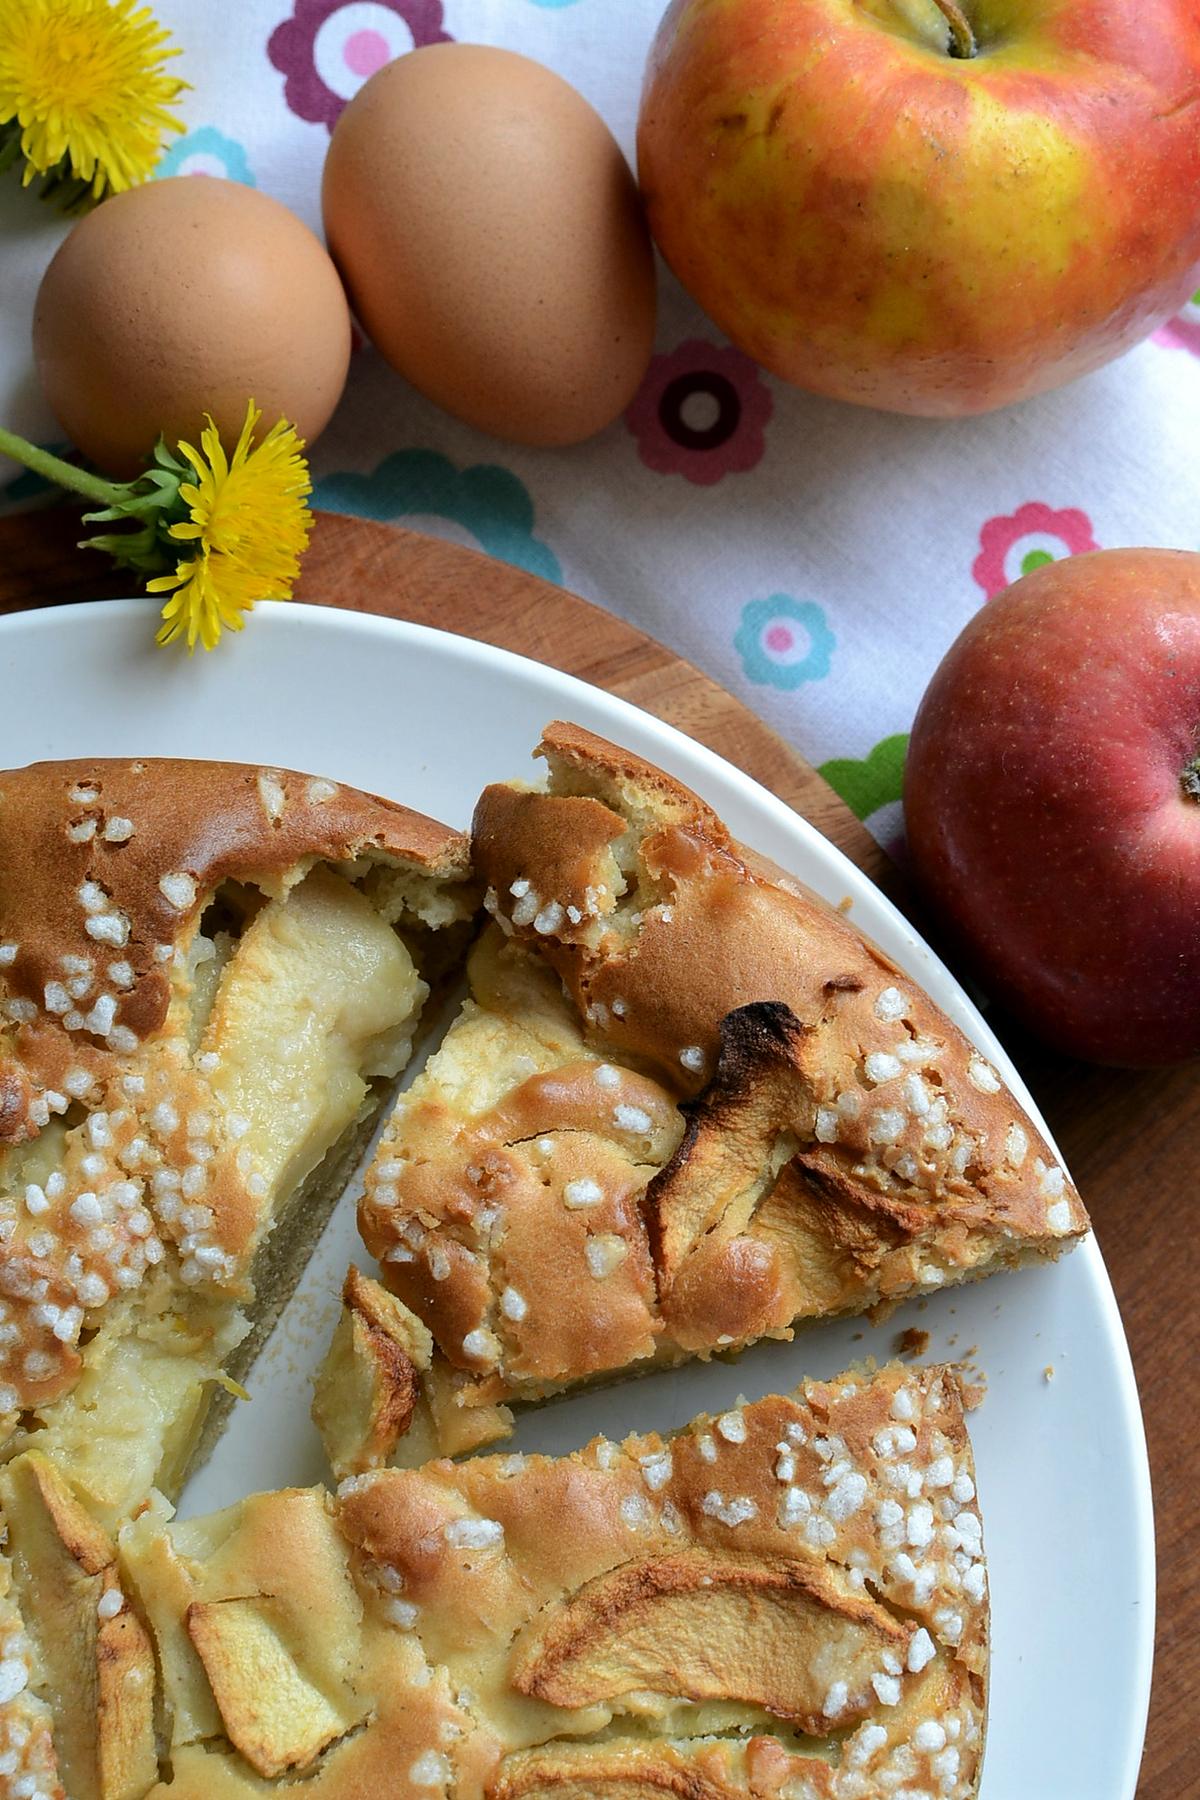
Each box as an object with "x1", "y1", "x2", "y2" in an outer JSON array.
[
  {"x1": 5, "y1": 1360, "x2": 985, "y2": 1798},
  {"x1": 0, "y1": 757, "x2": 473, "y2": 1525},
  {"x1": 352, "y1": 723, "x2": 1087, "y2": 1448},
  {"x1": 0, "y1": 756, "x2": 463, "y2": 1103}
]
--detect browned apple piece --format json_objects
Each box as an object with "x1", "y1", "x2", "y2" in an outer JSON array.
[
  {"x1": 185, "y1": 1594, "x2": 365, "y2": 1778},
  {"x1": 312, "y1": 1265, "x2": 431, "y2": 1478},
  {"x1": 313, "y1": 1265, "x2": 513, "y2": 1478},
  {"x1": 509, "y1": 1546, "x2": 909, "y2": 1732},
  {"x1": 492, "y1": 1749, "x2": 737, "y2": 1798},
  {"x1": 1, "y1": 1453, "x2": 157, "y2": 1800}
]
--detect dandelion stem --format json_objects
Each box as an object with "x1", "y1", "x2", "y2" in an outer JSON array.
[{"x1": 0, "y1": 426, "x2": 125, "y2": 506}]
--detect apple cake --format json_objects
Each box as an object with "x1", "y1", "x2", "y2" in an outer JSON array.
[
  {"x1": 349, "y1": 722, "x2": 1088, "y2": 1466},
  {"x1": 1, "y1": 1359, "x2": 987, "y2": 1799},
  {"x1": 0, "y1": 757, "x2": 474, "y2": 1529}
]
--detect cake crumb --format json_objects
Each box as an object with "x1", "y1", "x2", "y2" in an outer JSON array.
[
  {"x1": 1043, "y1": 1364, "x2": 1055, "y2": 1383},
  {"x1": 894, "y1": 1326, "x2": 930, "y2": 1358}
]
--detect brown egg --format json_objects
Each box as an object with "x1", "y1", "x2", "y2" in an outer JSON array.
[
  {"x1": 33, "y1": 180, "x2": 352, "y2": 477},
  {"x1": 322, "y1": 44, "x2": 656, "y2": 447}
]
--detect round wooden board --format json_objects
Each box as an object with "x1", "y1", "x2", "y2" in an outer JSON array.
[{"x1": 0, "y1": 505, "x2": 1191, "y2": 1798}]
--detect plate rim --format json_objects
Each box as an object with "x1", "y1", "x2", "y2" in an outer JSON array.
[{"x1": 0, "y1": 594, "x2": 1156, "y2": 1796}]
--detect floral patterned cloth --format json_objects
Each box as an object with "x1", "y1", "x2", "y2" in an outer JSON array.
[{"x1": 3, "y1": 0, "x2": 1199, "y2": 853}]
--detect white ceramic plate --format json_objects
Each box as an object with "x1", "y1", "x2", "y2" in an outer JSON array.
[{"x1": 0, "y1": 599, "x2": 1152, "y2": 1800}]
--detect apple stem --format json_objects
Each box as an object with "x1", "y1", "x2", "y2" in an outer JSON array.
[
  {"x1": 1182, "y1": 757, "x2": 1200, "y2": 801},
  {"x1": 929, "y1": 0, "x2": 977, "y2": 57}
]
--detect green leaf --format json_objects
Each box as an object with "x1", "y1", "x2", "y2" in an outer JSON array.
[
  {"x1": 78, "y1": 441, "x2": 192, "y2": 572},
  {"x1": 818, "y1": 733, "x2": 909, "y2": 822},
  {"x1": 77, "y1": 522, "x2": 169, "y2": 574}
]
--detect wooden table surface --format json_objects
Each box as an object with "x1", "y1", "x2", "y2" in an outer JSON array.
[{"x1": 0, "y1": 507, "x2": 1194, "y2": 1798}]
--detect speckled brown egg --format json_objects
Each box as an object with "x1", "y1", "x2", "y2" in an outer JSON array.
[
  {"x1": 33, "y1": 179, "x2": 352, "y2": 477},
  {"x1": 322, "y1": 43, "x2": 656, "y2": 447}
]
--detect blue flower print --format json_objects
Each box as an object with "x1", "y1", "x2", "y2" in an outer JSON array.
[
  {"x1": 735, "y1": 594, "x2": 835, "y2": 690},
  {"x1": 156, "y1": 127, "x2": 256, "y2": 185},
  {"x1": 314, "y1": 449, "x2": 561, "y2": 583}
]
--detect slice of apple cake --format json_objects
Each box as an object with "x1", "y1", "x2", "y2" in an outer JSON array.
[
  {"x1": 0, "y1": 757, "x2": 474, "y2": 1529},
  {"x1": 346, "y1": 722, "x2": 1087, "y2": 1468},
  {"x1": 1, "y1": 1360, "x2": 988, "y2": 1799}
]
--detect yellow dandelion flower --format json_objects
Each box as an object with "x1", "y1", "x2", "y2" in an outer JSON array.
[
  {"x1": 0, "y1": 0, "x2": 186, "y2": 206},
  {"x1": 146, "y1": 404, "x2": 313, "y2": 653}
]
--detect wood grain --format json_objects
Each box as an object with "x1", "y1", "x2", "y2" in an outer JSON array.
[{"x1": 0, "y1": 506, "x2": 1192, "y2": 1798}]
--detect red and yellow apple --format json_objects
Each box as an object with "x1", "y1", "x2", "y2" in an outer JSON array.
[
  {"x1": 638, "y1": 0, "x2": 1200, "y2": 414},
  {"x1": 904, "y1": 549, "x2": 1200, "y2": 1066}
]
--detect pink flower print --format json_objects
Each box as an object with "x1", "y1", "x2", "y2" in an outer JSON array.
[
  {"x1": 1154, "y1": 287, "x2": 1200, "y2": 355},
  {"x1": 268, "y1": 0, "x2": 452, "y2": 132},
  {"x1": 625, "y1": 340, "x2": 772, "y2": 485},
  {"x1": 972, "y1": 502, "x2": 1099, "y2": 600}
]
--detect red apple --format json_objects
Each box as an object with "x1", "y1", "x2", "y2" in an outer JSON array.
[
  {"x1": 638, "y1": 0, "x2": 1200, "y2": 415},
  {"x1": 904, "y1": 550, "x2": 1200, "y2": 1065}
]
